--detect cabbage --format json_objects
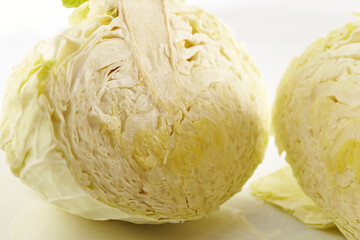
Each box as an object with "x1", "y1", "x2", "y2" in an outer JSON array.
[
  {"x1": 251, "y1": 167, "x2": 335, "y2": 229},
  {"x1": 62, "y1": 0, "x2": 88, "y2": 8},
  {"x1": 273, "y1": 18, "x2": 360, "y2": 239},
  {"x1": 0, "y1": 0, "x2": 269, "y2": 223}
]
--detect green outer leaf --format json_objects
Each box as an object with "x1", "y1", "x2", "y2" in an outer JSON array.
[{"x1": 62, "y1": 0, "x2": 89, "y2": 8}]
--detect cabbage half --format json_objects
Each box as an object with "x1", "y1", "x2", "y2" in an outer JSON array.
[
  {"x1": 0, "y1": 0, "x2": 269, "y2": 223},
  {"x1": 273, "y1": 18, "x2": 360, "y2": 239}
]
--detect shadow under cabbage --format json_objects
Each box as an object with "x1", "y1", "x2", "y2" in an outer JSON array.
[{"x1": 9, "y1": 191, "x2": 345, "y2": 240}]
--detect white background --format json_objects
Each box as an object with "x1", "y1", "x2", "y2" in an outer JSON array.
[{"x1": 1, "y1": 0, "x2": 360, "y2": 239}]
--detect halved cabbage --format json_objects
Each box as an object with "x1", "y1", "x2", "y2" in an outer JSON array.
[
  {"x1": 0, "y1": 0, "x2": 269, "y2": 223},
  {"x1": 273, "y1": 18, "x2": 360, "y2": 239}
]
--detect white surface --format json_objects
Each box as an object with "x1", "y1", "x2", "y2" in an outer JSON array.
[{"x1": 0, "y1": 0, "x2": 359, "y2": 239}]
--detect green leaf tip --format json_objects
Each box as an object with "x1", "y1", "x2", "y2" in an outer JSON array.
[{"x1": 62, "y1": 0, "x2": 89, "y2": 8}]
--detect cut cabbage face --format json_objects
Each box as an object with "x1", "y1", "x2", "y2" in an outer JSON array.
[
  {"x1": 273, "y1": 19, "x2": 360, "y2": 239},
  {"x1": 0, "y1": 0, "x2": 269, "y2": 223}
]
